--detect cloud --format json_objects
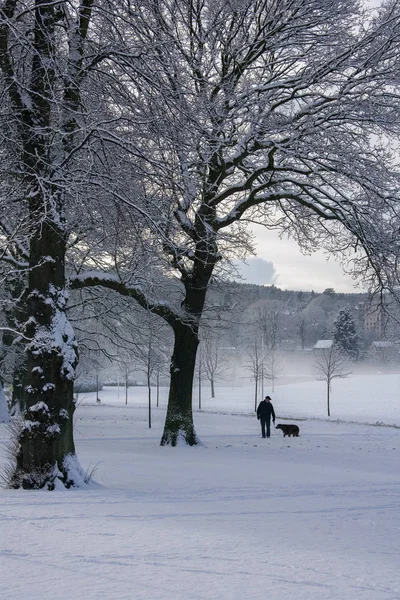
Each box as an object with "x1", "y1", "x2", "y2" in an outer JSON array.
[
  {"x1": 250, "y1": 224, "x2": 363, "y2": 293},
  {"x1": 234, "y1": 257, "x2": 277, "y2": 286},
  {"x1": 231, "y1": 225, "x2": 364, "y2": 293}
]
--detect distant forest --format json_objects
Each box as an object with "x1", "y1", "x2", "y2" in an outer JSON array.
[{"x1": 71, "y1": 282, "x2": 400, "y2": 393}]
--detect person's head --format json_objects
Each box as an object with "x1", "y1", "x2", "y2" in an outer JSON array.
[{"x1": 265, "y1": 396, "x2": 271, "y2": 402}]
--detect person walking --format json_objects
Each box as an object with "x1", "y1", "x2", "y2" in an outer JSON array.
[{"x1": 256, "y1": 396, "x2": 276, "y2": 438}]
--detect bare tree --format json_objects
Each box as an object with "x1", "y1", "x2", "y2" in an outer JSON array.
[
  {"x1": 254, "y1": 302, "x2": 283, "y2": 391},
  {"x1": 313, "y1": 345, "x2": 351, "y2": 417},
  {"x1": 201, "y1": 333, "x2": 228, "y2": 399},
  {"x1": 134, "y1": 314, "x2": 171, "y2": 427},
  {"x1": 117, "y1": 355, "x2": 136, "y2": 406},
  {"x1": 194, "y1": 344, "x2": 204, "y2": 410},
  {"x1": 246, "y1": 341, "x2": 264, "y2": 412},
  {"x1": 296, "y1": 314, "x2": 308, "y2": 351},
  {"x1": 264, "y1": 347, "x2": 283, "y2": 393},
  {"x1": 257, "y1": 304, "x2": 281, "y2": 355},
  {"x1": 73, "y1": 0, "x2": 400, "y2": 447}
]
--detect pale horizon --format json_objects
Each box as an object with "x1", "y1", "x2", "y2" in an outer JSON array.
[{"x1": 237, "y1": 224, "x2": 367, "y2": 294}]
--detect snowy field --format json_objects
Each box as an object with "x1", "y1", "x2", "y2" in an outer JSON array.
[{"x1": 1, "y1": 373, "x2": 400, "y2": 600}]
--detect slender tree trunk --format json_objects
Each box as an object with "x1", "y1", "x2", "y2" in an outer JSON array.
[
  {"x1": 211, "y1": 377, "x2": 215, "y2": 399},
  {"x1": 261, "y1": 364, "x2": 264, "y2": 399},
  {"x1": 148, "y1": 375, "x2": 151, "y2": 429},
  {"x1": 198, "y1": 358, "x2": 202, "y2": 410},
  {"x1": 161, "y1": 321, "x2": 199, "y2": 446},
  {"x1": 327, "y1": 381, "x2": 331, "y2": 417}
]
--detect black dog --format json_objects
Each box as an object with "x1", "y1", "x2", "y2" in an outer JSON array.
[{"x1": 276, "y1": 424, "x2": 300, "y2": 437}]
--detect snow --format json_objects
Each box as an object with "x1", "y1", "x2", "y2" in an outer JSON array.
[
  {"x1": 51, "y1": 308, "x2": 77, "y2": 381},
  {"x1": 29, "y1": 401, "x2": 49, "y2": 414},
  {"x1": 0, "y1": 387, "x2": 9, "y2": 423},
  {"x1": 0, "y1": 373, "x2": 399, "y2": 600},
  {"x1": 313, "y1": 339, "x2": 333, "y2": 349},
  {"x1": 70, "y1": 270, "x2": 121, "y2": 284},
  {"x1": 372, "y1": 341, "x2": 395, "y2": 348}
]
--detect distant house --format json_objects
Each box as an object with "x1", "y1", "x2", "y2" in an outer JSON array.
[
  {"x1": 369, "y1": 340, "x2": 396, "y2": 354},
  {"x1": 313, "y1": 339, "x2": 334, "y2": 352},
  {"x1": 370, "y1": 341, "x2": 394, "y2": 350},
  {"x1": 368, "y1": 341, "x2": 399, "y2": 366}
]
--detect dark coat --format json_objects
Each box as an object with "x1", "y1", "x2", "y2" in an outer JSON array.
[{"x1": 257, "y1": 400, "x2": 276, "y2": 422}]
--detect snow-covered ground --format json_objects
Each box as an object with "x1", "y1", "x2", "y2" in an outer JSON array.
[{"x1": 1, "y1": 373, "x2": 399, "y2": 600}]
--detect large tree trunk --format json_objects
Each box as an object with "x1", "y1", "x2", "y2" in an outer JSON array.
[
  {"x1": 160, "y1": 247, "x2": 215, "y2": 446},
  {"x1": 161, "y1": 321, "x2": 199, "y2": 446},
  {"x1": 4, "y1": 0, "x2": 84, "y2": 489},
  {"x1": 10, "y1": 218, "x2": 80, "y2": 490}
]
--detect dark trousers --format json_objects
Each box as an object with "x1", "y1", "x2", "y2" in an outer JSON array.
[{"x1": 260, "y1": 418, "x2": 271, "y2": 438}]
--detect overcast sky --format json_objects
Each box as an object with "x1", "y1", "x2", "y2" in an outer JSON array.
[
  {"x1": 235, "y1": 0, "x2": 381, "y2": 295},
  {"x1": 236, "y1": 224, "x2": 364, "y2": 293}
]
